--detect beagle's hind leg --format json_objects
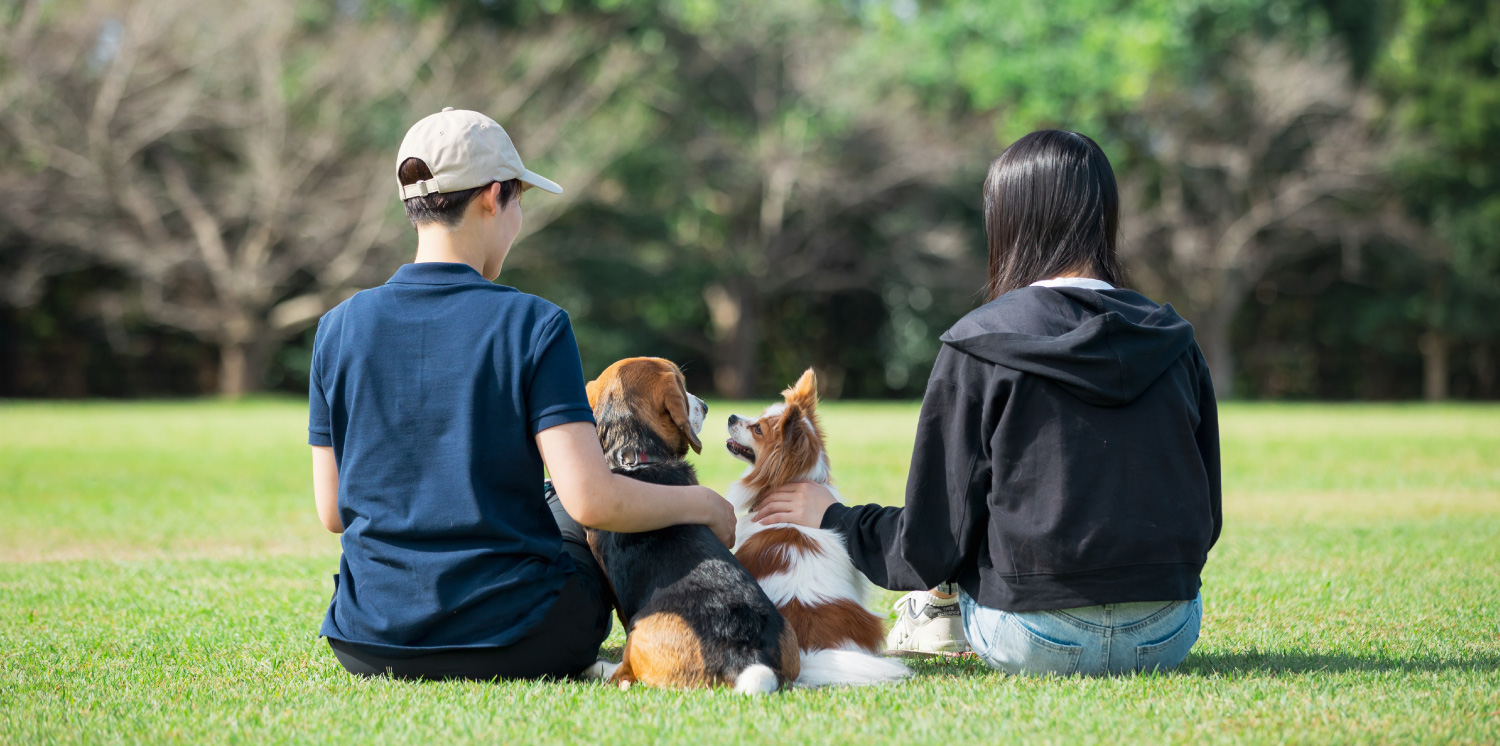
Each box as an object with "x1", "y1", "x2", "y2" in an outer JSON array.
[{"x1": 623, "y1": 612, "x2": 711, "y2": 688}]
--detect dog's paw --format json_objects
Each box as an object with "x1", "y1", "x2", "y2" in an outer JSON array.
[
  {"x1": 617, "y1": 678, "x2": 633, "y2": 691},
  {"x1": 583, "y1": 659, "x2": 621, "y2": 681}
]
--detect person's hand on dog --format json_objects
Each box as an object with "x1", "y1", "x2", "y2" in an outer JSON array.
[
  {"x1": 700, "y1": 487, "x2": 738, "y2": 547},
  {"x1": 753, "y1": 481, "x2": 837, "y2": 528}
]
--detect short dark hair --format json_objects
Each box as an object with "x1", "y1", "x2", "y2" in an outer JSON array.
[
  {"x1": 983, "y1": 130, "x2": 1125, "y2": 301},
  {"x1": 398, "y1": 157, "x2": 521, "y2": 229}
]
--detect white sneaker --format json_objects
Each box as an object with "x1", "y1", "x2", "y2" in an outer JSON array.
[{"x1": 885, "y1": 590, "x2": 969, "y2": 655}]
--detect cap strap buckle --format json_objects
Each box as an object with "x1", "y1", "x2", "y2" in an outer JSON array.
[{"x1": 399, "y1": 178, "x2": 441, "y2": 200}]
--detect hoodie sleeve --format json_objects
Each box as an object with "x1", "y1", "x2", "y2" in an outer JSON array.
[
  {"x1": 820, "y1": 353, "x2": 992, "y2": 591},
  {"x1": 1194, "y1": 347, "x2": 1224, "y2": 549}
]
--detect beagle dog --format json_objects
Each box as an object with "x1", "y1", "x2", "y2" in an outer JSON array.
[{"x1": 581, "y1": 357, "x2": 799, "y2": 694}]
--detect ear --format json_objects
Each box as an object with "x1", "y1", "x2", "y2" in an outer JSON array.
[
  {"x1": 585, "y1": 379, "x2": 604, "y2": 410},
  {"x1": 663, "y1": 373, "x2": 702, "y2": 454},
  {"x1": 782, "y1": 368, "x2": 818, "y2": 410},
  {"x1": 484, "y1": 181, "x2": 504, "y2": 216},
  {"x1": 778, "y1": 401, "x2": 812, "y2": 449}
]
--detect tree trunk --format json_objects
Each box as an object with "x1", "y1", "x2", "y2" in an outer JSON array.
[
  {"x1": 704, "y1": 280, "x2": 759, "y2": 399},
  {"x1": 1199, "y1": 301, "x2": 1237, "y2": 401},
  {"x1": 1473, "y1": 342, "x2": 1495, "y2": 399},
  {"x1": 1419, "y1": 331, "x2": 1449, "y2": 401},
  {"x1": 217, "y1": 338, "x2": 265, "y2": 398}
]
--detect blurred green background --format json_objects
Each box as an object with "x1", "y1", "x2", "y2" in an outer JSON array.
[{"x1": 2, "y1": 0, "x2": 1497, "y2": 401}]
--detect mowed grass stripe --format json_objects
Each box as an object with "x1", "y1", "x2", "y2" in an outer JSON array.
[{"x1": 1, "y1": 400, "x2": 1497, "y2": 744}]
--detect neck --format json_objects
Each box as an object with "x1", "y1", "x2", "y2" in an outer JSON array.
[
  {"x1": 748, "y1": 454, "x2": 831, "y2": 501},
  {"x1": 599, "y1": 421, "x2": 679, "y2": 469},
  {"x1": 1051, "y1": 266, "x2": 1098, "y2": 280},
  {"x1": 803, "y1": 451, "x2": 831, "y2": 484},
  {"x1": 414, "y1": 223, "x2": 496, "y2": 279}
]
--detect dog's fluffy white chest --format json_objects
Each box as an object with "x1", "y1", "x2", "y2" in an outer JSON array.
[{"x1": 728, "y1": 475, "x2": 868, "y2": 608}]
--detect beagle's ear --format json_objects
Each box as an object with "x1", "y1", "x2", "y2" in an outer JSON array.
[
  {"x1": 663, "y1": 373, "x2": 702, "y2": 454},
  {"x1": 585, "y1": 378, "x2": 604, "y2": 410}
]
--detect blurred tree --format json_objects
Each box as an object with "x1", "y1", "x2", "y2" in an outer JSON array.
[
  {"x1": 855, "y1": 0, "x2": 1269, "y2": 141},
  {"x1": 652, "y1": 1, "x2": 985, "y2": 397},
  {"x1": 0, "y1": 0, "x2": 654, "y2": 395},
  {"x1": 1118, "y1": 40, "x2": 1425, "y2": 398},
  {"x1": 0, "y1": 0, "x2": 438, "y2": 394},
  {"x1": 1377, "y1": 0, "x2": 1500, "y2": 399},
  {"x1": 1232, "y1": 242, "x2": 1450, "y2": 399},
  {"x1": 511, "y1": 0, "x2": 988, "y2": 398},
  {"x1": 854, "y1": 0, "x2": 1454, "y2": 398},
  {"x1": 2, "y1": 0, "x2": 1494, "y2": 402}
]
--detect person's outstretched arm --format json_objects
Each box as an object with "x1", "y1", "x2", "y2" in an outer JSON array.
[
  {"x1": 754, "y1": 347, "x2": 992, "y2": 590},
  {"x1": 537, "y1": 421, "x2": 736, "y2": 546}
]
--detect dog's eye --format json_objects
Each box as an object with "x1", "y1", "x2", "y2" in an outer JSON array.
[{"x1": 752, "y1": 424, "x2": 762, "y2": 436}]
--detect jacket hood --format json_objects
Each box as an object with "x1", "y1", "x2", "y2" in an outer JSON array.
[{"x1": 939, "y1": 286, "x2": 1195, "y2": 406}]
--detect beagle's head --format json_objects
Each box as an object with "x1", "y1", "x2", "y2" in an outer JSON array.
[{"x1": 586, "y1": 357, "x2": 706, "y2": 460}]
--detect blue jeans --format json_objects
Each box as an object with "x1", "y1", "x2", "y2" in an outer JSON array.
[{"x1": 959, "y1": 590, "x2": 1202, "y2": 676}]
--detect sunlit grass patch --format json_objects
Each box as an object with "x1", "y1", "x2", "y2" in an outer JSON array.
[{"x1": 1, "y1": 399, "x2": 1497, "y2": 744}]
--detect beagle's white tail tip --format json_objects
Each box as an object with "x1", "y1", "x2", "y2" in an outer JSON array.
[{"x1": 732, "y1": 664, "x2": 779, "y2": 695}]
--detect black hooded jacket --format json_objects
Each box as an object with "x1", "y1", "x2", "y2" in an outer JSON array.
[{"x1": 821, "y1": 285, "x2": 1222, "y2": 612}]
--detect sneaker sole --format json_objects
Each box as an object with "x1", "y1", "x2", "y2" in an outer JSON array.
[
  {"x1": 884, "y1": 648, "x2": 974, "y2": 659},
  {"x1": 885, "y1": 630, "x2": 970, "y2": 656},
  {"x1": 885, "y1": 638, "x2": 971, "y2": 656}
]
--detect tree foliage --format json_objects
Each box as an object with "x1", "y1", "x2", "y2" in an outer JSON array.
[
  {"x1": 1377, "y1": 0, "x2": 1500, "y2": 395},
  {"x1": 0, "y1": 0, "x2": 1495, "y2": 399},
  {"x1": 0, "y1": 0, "x2": 656, "y2": 395}
]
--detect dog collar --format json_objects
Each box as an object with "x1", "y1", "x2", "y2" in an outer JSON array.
[{"x1": 614, "y1": 449, "x2": 654, "y2": 469}]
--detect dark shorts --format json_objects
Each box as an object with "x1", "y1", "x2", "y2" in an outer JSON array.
[{"x1": 328, "y1": 488, "x2": 614, "y2": 681}]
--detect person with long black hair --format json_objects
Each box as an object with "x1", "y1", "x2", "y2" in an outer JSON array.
[{"x1": 753, "y1": 130, "x2": 1221, "y2": 675}]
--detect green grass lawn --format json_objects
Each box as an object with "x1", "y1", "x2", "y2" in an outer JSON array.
[{"x1": 1, "y1": 399, "x2": 1497, "y2": 744}]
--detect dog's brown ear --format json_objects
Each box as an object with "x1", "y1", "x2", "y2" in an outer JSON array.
[
  {"x1": 782, "y1": 368, "x2": 818, "y2": 410},
  {"x1": 585, "y1": 378, "x2": 604, "y2": 410},
  {"x1": 780, "y1": 400, "x2": 815, "y2": 448},
  {"x1": 664, "y1": 373, "x2": 702, "y2": 454}
]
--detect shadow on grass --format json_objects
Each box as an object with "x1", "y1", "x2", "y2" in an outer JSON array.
[
  {"x1": 1181, "y1": 650, "x2": 1500, "y2": 676},
  {"x1": 884, "y1": 649, "x2": 1500, "y2": 680},
  {"x1": 592, "y1": 645, "x2": 995, "y2": 678},
  {"x1": 594, "y1": 645, "x2": 1496, "y2": 680}
]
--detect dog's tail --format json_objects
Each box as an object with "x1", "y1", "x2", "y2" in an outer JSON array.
[
  {"x1": 731, "y1": 663, "x2": 780, "y2": 695},
  {"x1": 795, "y1": 648, "x2": 911, "y2": 687}
]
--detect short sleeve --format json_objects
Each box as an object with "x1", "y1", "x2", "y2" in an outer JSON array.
[
  {"x1": 527, "y1": 311, "x2": 596, "y2": 435},
  {"x1": 308, "y1": 319, "x2": 333, "y2": 447}
]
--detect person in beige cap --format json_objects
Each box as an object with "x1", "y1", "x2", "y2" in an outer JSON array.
[{"x1": 306, "y1": 108, "x2": 735, "y2": 681}]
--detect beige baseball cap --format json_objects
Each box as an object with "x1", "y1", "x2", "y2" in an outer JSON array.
[{"x1": 396, "y1": 107, "x2": 562, "y2": 200}]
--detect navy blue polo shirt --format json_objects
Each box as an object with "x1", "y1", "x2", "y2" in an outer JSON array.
[{"x1": 308, "y1": 261, "x2": 595, "y2": 654}]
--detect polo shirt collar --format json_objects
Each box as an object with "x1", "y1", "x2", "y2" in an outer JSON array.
[{"x1": 388, "y1": 262, "x2": 494, "y2": 286}]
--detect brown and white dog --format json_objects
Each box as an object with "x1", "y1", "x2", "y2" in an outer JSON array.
[
  {"x1": 581, "y1": 357, "x2": 799, "y2": 694},
  {"x1": 726, "y1": 369, "x2": 911, "y2": 686}
]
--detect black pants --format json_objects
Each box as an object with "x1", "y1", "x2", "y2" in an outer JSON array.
[{"x1": 329, "y1": 488, "x2": 614, "y2": 681}]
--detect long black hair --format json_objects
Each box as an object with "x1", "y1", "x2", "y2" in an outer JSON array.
[{"x1": 983, "y1": 130, "x2": 1124, "y2": 301}]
